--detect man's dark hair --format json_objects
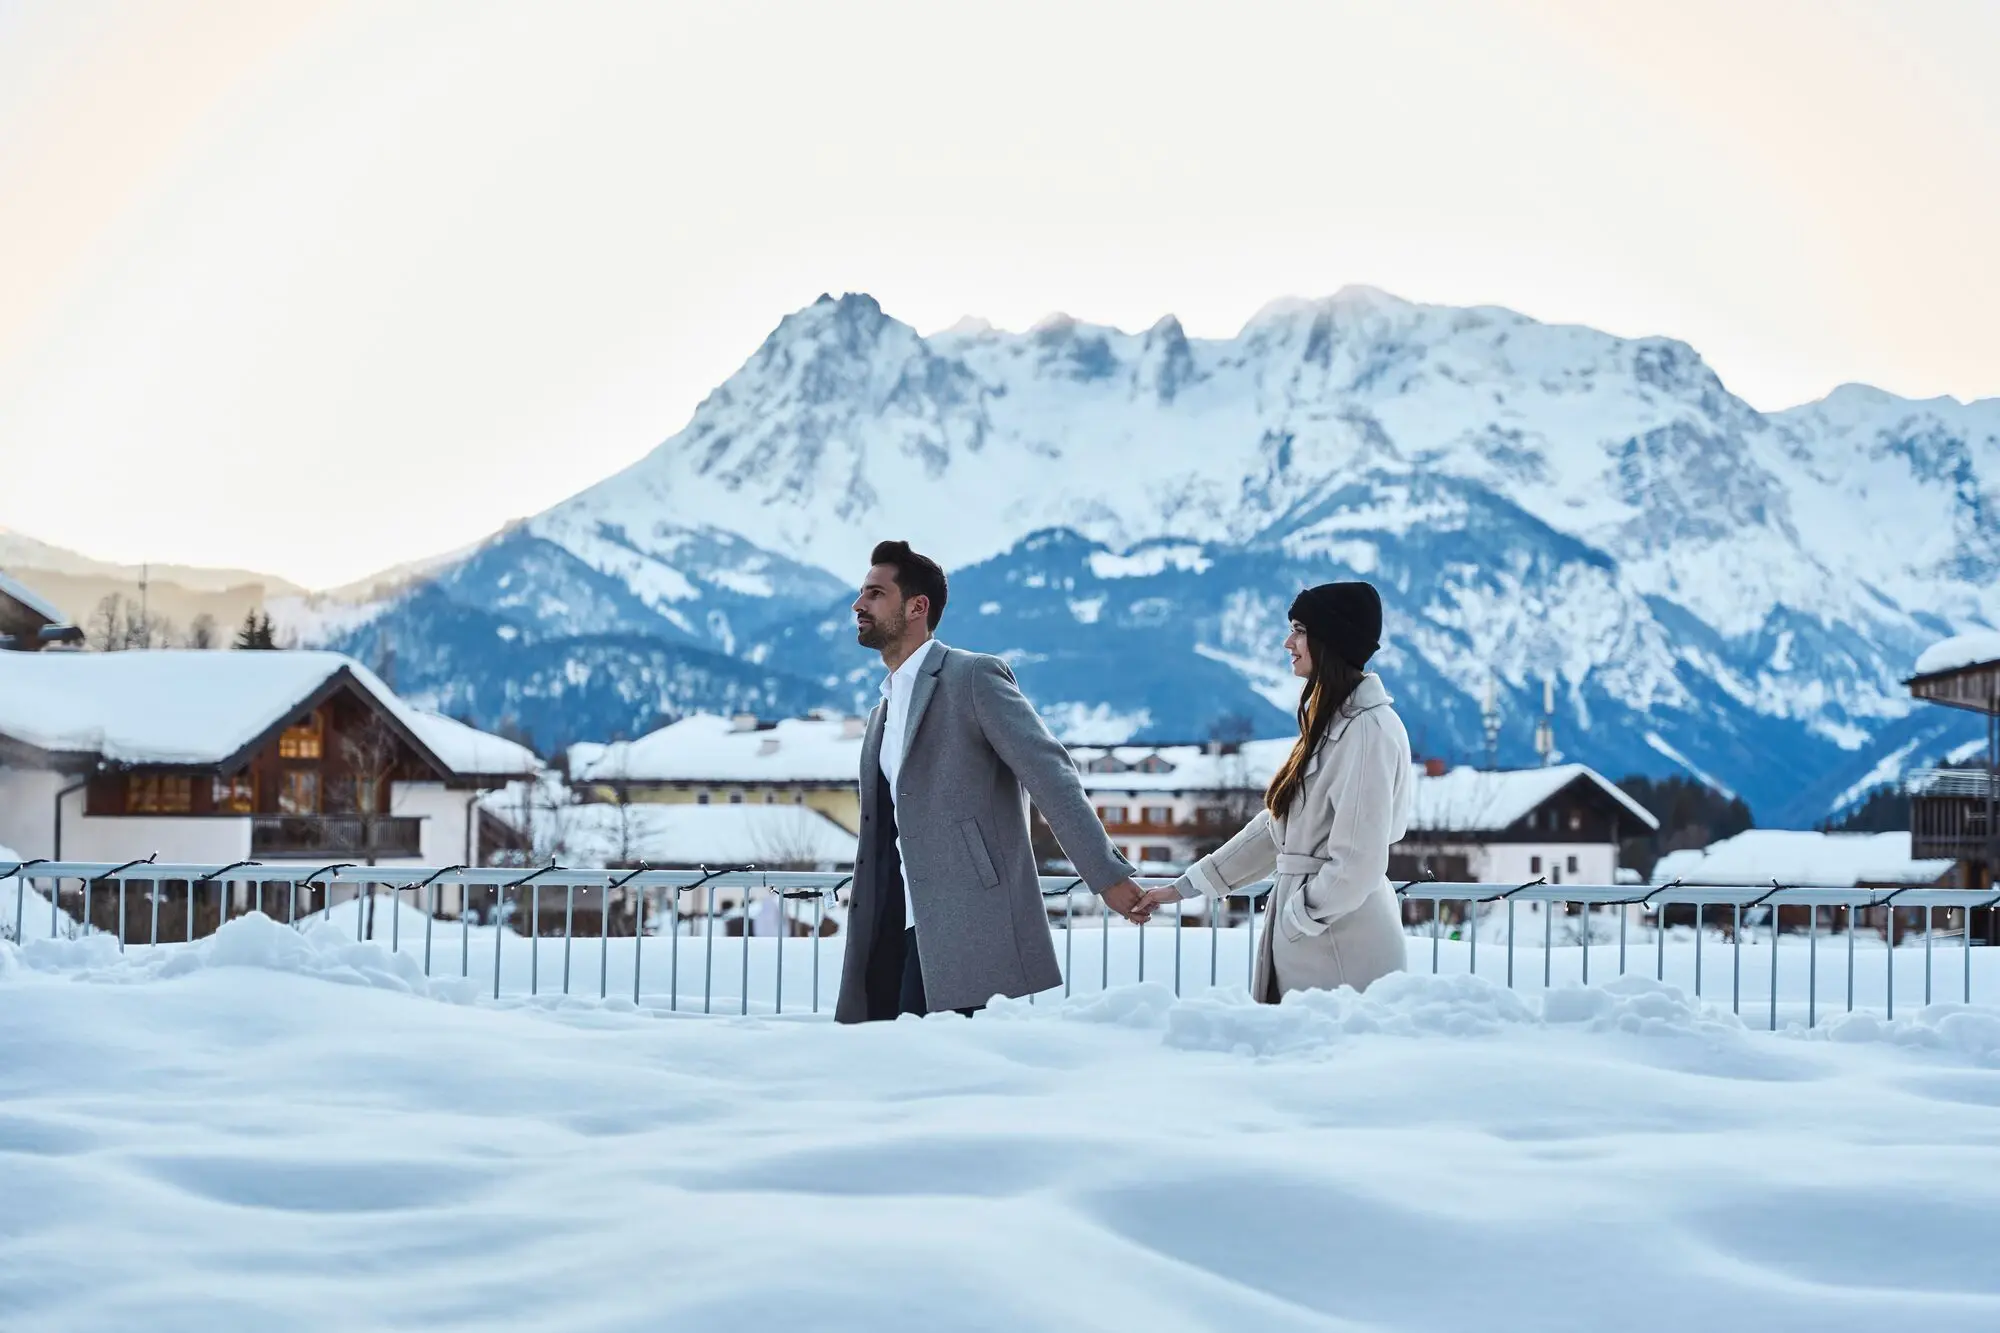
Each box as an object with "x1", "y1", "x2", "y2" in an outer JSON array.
[{"x1": 870, "y1": 540, "x2": 948, "y2": 630}]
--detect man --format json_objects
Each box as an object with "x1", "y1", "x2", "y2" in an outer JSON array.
[{"x1": 835, "y1": 540, "x2": 1152, "y2": 1023}]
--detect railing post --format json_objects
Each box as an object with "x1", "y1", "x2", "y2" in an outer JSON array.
[
  {"x1": 562, "y1": 884, "x2": 575, "y2": 996},
  {"x1": 1807, "y1": 904, "x2": 1818, "y2": 1029}
]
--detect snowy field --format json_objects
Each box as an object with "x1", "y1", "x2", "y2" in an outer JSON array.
[{"x1": 5, "y1": 913, "x2": 2000, "y2": 1332}]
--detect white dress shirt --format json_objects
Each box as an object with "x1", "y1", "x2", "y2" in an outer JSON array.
[{"x1": 878, "y1": 637, "x2": 941, "y2": 926}]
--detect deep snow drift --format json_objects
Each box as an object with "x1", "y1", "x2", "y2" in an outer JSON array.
[{"x1": 4, "y1": 917, "x2": 1999, "y2": 1331}]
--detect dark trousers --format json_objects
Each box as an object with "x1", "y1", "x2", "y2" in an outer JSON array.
[
  {"x1": 896, "y1": 925, "x2": 980, "y2": 1019},
  {"x1": 898, "y1": 927, "x2": 930, "y2": 1017}
]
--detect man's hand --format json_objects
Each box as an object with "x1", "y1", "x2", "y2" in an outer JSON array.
[{"x1": 1101, "y1": 878, "x2": 1155, "y2": 924}]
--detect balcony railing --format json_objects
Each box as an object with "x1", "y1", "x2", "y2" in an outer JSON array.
[
  {"x1": 9, "y1": 859, "x2": 2000, "y2": 1026},
  {"x1": 1906, "y1": 767, "x2": 1998, "y2": 799},
  {"x1": 1909, "y1": 770, "x2": 1996, "y2": 862},
  {"x1": 251, "y1": 815, "x2": 424, "y2": 858}
]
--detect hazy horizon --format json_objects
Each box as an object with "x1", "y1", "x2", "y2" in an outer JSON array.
[{"x1": 3, "y1": 0, "x2": 1996, "y2": 586}]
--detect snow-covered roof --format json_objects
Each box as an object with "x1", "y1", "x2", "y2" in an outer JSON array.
[
  {"x1": 1913, "y1": 630, "x2": 2000, "y2": 678},
  {"x1": 0, "y1": 568, "x2": 69, "y2": 627},
  {"x1": 552, "y1": 803, "x2": 857, "y2": 869},
  {"x1": 1409, "y1": 764, "x2": 1659, "y2": 834},
  {"x1": 1078, "y1": 745, "x2": 1657, "y2": 835},
  {"x1": 1071, "y1": 739, "x2": 1295, "y2": 793},
  {"x1": 0, "y1": 649, "x2": 537, "y2": 779},
  {"x1": 1649, "y1": 830, "x2": 1956, "y2": 888},
  {"x1": 570, "y1": 713, "x2": 866, "y2": 785}
]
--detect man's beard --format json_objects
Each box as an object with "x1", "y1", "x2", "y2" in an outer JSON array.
[{"x1": 855, "y1": 615, "x2": 895, "y2": 650}]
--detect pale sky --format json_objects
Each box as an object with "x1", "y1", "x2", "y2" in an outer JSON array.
[{"x1": 2, "y1": 0, "x2": 1996, "y2": 588}]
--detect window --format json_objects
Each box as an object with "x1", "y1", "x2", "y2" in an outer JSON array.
[
  {"x1": 793, "y1": 792, "x2": 805, "y2": 805},
  {"x1": 696, "y1": 791, "x2": 712, "y2": 805},
  {"x1": 1566, "y1": 855, "x2": 1579, "y2": 875},
  {"x1": 278, "y1": 770, "x2": 319, "y2": 815},
  {"x1": 763, "y1": 791, "x2": 778, "y2": 804},
  {"x1": 1567, "y1": 810, "x2": 1583, "y2": 832},
  {"x1": 128, "y1": 774, "x2": 192, "y2": 814},
  {"x1": 1096, "y1": 805, "x2": 1128, "y2": 825},
  {"x1": 1196, "y1": 805, "x2": 1229, "y2": 825},
  {"x1": 1141, "y1": 805, "x2": 1173, "y2": 827},
  {"x1": 278, "y1": 712, "x2": 323, "y2": 759},
  {"x1": 211, "y1": 774, "x2": 253, "y2": 814},
  {"x1": 1529, "y1": 855, "x2": 1543, "y2": 874},
  {"x1": 728, "y1": 791, "x2": 744, "y2": 805},
  {"x1": 1140, "y1": 844, "x2": 1173, "y2": 863}
]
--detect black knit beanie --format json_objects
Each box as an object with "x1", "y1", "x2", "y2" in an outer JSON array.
[{"x1": 1288, "y1": 581, "x2": 1382, "y2": 669}]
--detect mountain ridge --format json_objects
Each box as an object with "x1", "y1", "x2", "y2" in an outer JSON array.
[{"x1": 13, "y1": 288, "x2": 1994, "y2": 824}]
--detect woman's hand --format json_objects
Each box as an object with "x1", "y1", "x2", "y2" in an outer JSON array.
[{"x1": 1138, "y1": 885, "x2": 1182, "y2": 915}]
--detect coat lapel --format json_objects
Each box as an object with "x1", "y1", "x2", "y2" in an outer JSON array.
[
  {"x1": 860, "y1": 701, "x2": 886, "y2": 810},
  {"x1": 900, "y1": 642, "x2": 947, "y2": 768}
]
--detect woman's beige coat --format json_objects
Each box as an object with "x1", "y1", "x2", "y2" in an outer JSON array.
[{"x1": 1173, "y1": 673, "x2": 1413, "y2": 1002}]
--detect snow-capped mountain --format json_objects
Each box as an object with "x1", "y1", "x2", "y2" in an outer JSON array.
[{"x1": 319, "y1": 289, "x2": 1997, "y2": 824}]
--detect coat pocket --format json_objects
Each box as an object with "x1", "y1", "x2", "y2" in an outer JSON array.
[{"x1": 959, "y1": 819, "x2": 1001, "y2": 889}]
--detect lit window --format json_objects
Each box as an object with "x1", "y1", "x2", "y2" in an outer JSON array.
[
  {"x1": 278, "y1": 712, "x2": 323, "y2": 759},
  {"x1": 1568, "y1": 810, "x2": 1582, "y2": 831},
  {"x1": 211, "y1": 774, "x2": 253, "y2": 814},
  {"x1": 129, "y1": 774, "x2": 192, "y2": 814}
]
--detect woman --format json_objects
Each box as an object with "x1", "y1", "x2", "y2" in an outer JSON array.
[{"x1": 1145, "y1": 581, "x2": 1412, "y2": 1001}]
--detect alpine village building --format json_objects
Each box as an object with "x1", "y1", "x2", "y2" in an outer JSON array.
[
  {"x1": 1904, "y1": 631, "x2": 2000, "y2": 942},
  {"x1": 0, "y1": 644, "x2": 539, "y2": 935}
]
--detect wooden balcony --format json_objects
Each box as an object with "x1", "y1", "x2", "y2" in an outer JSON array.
[
  {"x1": 1909, "y1": 770, "x2": 1995, "y2": 864},
  {"x1": 251, "y1": 815, "x2": 424, "y2": 859}
]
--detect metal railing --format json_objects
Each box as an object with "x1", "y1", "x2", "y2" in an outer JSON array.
[{"x1": 5, "y1": 859, "x2": 1997, "y2": 1028}]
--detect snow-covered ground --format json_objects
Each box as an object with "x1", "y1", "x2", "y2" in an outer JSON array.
[{"x1": 4, "y1": 913, "x2": 2000, "y2": 1332}]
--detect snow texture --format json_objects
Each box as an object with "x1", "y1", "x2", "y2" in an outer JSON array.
[
  {"x1": 4, "y1": 915, "x2": 2000, "y2": 1331},
  {"x1": 1915, "y1": 630, "x2": 2000, "y2": 678},
  {"x1": 570, "y1": 712, "x2": 863, "y2": 785},
  {"x1": 1649, "y1": 829, "x2": 1957, "y2": 887},
  {"x1": 546, "y1": 801, "x2": 857, "y2": 869}
]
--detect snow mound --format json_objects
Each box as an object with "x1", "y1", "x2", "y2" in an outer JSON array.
[
  {"x1": 992, "y1": 971, "x2": 1744, "y2": 1057},
  {"x1": 1810, "y1": 1004, "x2": 2000, "y2": 1065},
  {"x1": 21, "y1": 912, "x2": 480, "y2": 1003}
]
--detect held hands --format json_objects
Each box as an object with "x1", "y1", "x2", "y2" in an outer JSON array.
[
  {"x1": 1100, "y1": 879, "x2": 1152, "y2": 924},
  {"x1": 1101, "y1": 879, "x2": 1185, "y2": 924}
]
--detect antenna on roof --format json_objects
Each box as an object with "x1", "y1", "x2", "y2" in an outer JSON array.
[{"x1": 1533, "y1": 676, "x2": 1560, "y2": 768}]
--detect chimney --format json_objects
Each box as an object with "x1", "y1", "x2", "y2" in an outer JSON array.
[
  {"x1": 1424, "y1": 757, "x2": 1448, "y2": 778},
  {"x1": 758, "y1": 735, "x2": 781, "y2": 756},
  {"x1": 840, "y1": 715, "x2": 866, "y2": 740},
  {"x1": 730, "y1": 712, "x2": 758, "y2": 732}
]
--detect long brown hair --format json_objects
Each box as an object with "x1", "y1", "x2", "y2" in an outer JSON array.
[{"x1": 1264, "y1": 633, "x2": 1365, "y2": 816}]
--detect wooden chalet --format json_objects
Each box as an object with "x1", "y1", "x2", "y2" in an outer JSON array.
[{"x1": 1904, "y1": 633, "x2": 1999, "y2": 939}]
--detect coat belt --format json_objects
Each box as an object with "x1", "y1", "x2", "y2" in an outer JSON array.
[{"x1": 1272, "y1": 852, "x2": 1328, "y2": 877}]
